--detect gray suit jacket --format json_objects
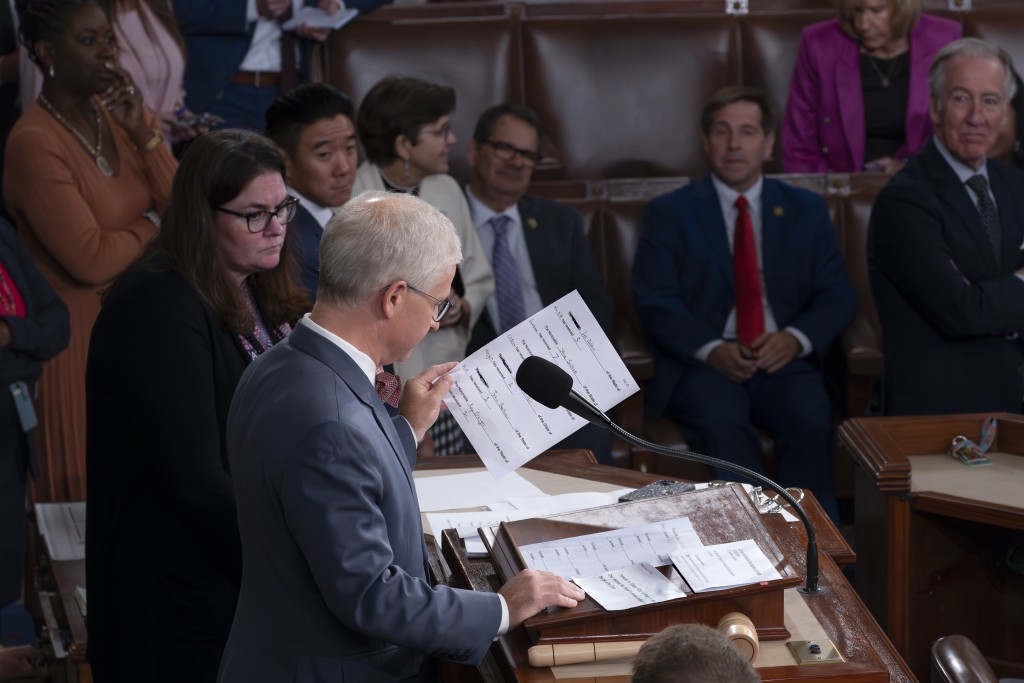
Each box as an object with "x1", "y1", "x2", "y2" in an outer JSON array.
[{"x1": 218, "y1": 322, "x2": 502, "y2": 683}]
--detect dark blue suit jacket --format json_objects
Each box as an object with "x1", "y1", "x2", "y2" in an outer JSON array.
[
  {"x1": 174, "y1": 0, "x2": 392, "y2": 115},
  {"x1": 220, "y1": 322, "x2": 500, "y2": 681},
  {"x1": 0, "y1": 220, "x2": 68, "y2": 606},
  {"x1": 632, "y1": 175, "x2": 856, "y2": 418},
  {"x1": 467, "y1": 194, "x2": 613, "y2": 353},
  {"x1": 869, "y1": 139, "x2": 1024, "y2": 415},
  {"x1": 292, "y1": 203, "x2": 323, "y2": 302}
]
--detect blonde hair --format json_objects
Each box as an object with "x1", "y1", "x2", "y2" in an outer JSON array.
[{"x1": 837, "y1": 0, "x2": 921, "y2": 43}]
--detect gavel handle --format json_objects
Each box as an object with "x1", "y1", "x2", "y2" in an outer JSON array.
[{"x1": 527, "y1": 641, "x2": 645, "y2": 667}]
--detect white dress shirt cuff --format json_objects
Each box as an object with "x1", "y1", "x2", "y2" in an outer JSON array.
[
  {"x1": 495, "y1": 594, "x2": 510, "y2": 637},
  {"x1": 694, "y1": 339, "x2": 725, "y2": 363},
  {"x1": 784, "y1": 326, "x2": 813, "y2": 358}
]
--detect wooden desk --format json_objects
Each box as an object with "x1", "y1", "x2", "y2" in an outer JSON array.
[
  {"x1": 840, "y1": 414, "x2": 1024, "y2": 680},
  {"x1": 417, "y1": 451, "x2": 912, "y2": 683}
]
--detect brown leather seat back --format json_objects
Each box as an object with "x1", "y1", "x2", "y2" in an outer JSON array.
[
  {"x1": 964, "y1": 8, "x2": 1024, "y2": 77},
  {"x1": 740, "y1": 11, "x2": 834, "y2": 171},
  {"x1": 520, "y1": 16, "x2": 737, "y2": 180},
  {"x1": 324, "y1": 17, "x2": 519, "y2": 181},
  {"x1": 840, "y1": 176, "x2": 886, "y2": 376},
  {"x1": 931, "y1": 635, "x2": 999, "y2": 683}
]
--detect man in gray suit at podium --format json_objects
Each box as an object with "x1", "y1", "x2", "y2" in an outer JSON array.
[{"x1": 218, "y1": 191, "x2": 584, "y2": 682}]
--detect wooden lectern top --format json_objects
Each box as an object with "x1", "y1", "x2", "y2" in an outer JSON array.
[{"x1": 483, "y1": 485, "x2": 799, "y2": 644}]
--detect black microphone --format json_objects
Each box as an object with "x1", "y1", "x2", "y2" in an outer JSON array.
[{"x1": 515, "y1": 355, "x2": 821, "y2": 594}]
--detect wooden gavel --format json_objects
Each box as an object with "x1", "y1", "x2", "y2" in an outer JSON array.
[{"x1": 527, "y1": 612, "x2": 759, "y2": 667}]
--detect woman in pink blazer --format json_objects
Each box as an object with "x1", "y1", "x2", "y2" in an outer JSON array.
[{"x1": 782, "y1": 0, "x2": 960, "y2": 174}]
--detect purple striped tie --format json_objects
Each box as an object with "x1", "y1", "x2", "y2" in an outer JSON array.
[{"x1": 491, "y1": 215, "x2": 526, "y2": 333}]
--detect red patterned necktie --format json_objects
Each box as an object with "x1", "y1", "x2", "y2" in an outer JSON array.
[
  {"x1": 375, "y1": 365, "x2": 402, "y2": 408},
  {"x1": 733, "y1": 195, "x2": 764, "y2": 347}
]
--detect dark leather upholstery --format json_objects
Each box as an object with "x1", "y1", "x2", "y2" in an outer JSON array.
[
  {"x1": 520, "y1": 16, "x2": 735, "y2": 180},
  {"x1": 324, "y1": 16, "x2": 519, "y2": 181},
  {"x1": 931, "y1": 635, "x2": 999, "y2": 683}
]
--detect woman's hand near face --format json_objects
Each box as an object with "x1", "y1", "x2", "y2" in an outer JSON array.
[{"x1": 99, "y1": 62, "x2": 151, "y2": 145}]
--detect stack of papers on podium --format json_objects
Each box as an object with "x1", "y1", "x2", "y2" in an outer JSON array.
[
  {"x1": 282, "y1": 5, "x2": 358, "y2": 31},
  {"x1": 671, "y1": 539, "x2": 782, "y2": 592}
]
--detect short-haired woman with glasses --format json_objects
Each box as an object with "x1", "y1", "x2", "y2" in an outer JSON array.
[
  {"x1": 84, "y1": 129, "x2": 308, "y2": 683},
  {"x1": 353, "y1": 75, "x2": 493, "y2": 455}
]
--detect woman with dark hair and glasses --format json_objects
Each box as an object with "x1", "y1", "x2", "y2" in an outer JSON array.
[
  {"x1": 353, "y1": 75, "x2": 493, "y2": 455},
  {"x1": 85, "y1": 129, "x2": 307, "y2": 683}
]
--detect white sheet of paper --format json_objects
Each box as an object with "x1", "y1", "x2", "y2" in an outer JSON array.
[
  {"x1": 519, "y1": 517, "x2": 702, "y2": 579},
  {"x1": 281, "y1": 6, "x2": 358, "y2": 30},
  {"x1": 443, "y1": 290, "x2": 638, "y2": 477},
  {"x1": 504, "y1": 489, "x2": 635, "y2": 514},
  {"x1": 670, "y1": 539, "x2": 783, "y2": 592},
  {"x1": 35, "y1": 502, "x2": 86, "y2": 561},
  {"x1": 572, "y1": 563, "x2": 686, "y2": 611},
  {"x1": 426, "y1": 509, "x2": 539, "y2": 556},
  {"x1": 414, "y1": 471, "x2": 544, "y2": 512}
]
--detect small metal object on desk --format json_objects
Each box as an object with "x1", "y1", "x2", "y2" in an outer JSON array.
[{"x1": 786, "y1": 639, "x2": 845, "y2": 664}]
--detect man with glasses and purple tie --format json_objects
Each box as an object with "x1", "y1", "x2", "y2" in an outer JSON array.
[{"x1": 463, "y1": 103, "x2": 614, "y2": 463}]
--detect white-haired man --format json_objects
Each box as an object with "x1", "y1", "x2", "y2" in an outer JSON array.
[
  {"x1": 869, "y1": 38, "x2": 1024, "y2": 416},
  {"x1": 219, "y1": 191, "x2": 584, "y2": 682}
]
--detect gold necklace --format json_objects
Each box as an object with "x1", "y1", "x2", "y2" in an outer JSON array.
[
  {"x1": 865, "y1": 53, "x2": 902, "y2": 89},
  {"x1": 37, "y1": 95, "x2": 113, "y2": 177}
]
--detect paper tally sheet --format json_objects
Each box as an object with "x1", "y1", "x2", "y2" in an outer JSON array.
[
  {"x1": 573, "y1": 563, "x2": 686, "y2": 611},
  {"x1": 443, "y1": 290, "x2": 638, "y2": 477}
]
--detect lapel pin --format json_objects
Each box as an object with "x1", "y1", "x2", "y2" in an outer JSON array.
[
  {"x1": 773, "y1": 206, "x2": 784, "y2": 217},
  {"x1": 527, "y1": 218, "x2": 539, "y2": 229}
]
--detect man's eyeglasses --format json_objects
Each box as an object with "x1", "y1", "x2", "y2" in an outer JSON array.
[
  {"x1": 379, "y1": 283, "x2": 453, "y2": 322},
  {"x1": 217, "y1": 196, "x2": 299, "y2": 233},
  {"x1": 480, "y1": 139, "x2": 541, "y2": 166}
]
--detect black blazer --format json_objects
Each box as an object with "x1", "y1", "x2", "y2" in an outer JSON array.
[
  {"x1": 0, "y1": 218, "x2": 68, "y2": 605},
  {"x1": 85, "y1": 262, "x2": 249, "y2": 682},
  {"x1": 291, "y1": 203, "x2": 324, "y2": 302},
  {"x1": 869, "y1": 139, "x2": 1024, "y2": 415},
  {"x1": 467, "y1": 194, "x2": 613, "y2": 353}
]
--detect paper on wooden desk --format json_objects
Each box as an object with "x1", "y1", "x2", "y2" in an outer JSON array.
[
  {"x1": 443, "y1": 290, "x2": 638, "y2": 477},
  {"x1": 572, "y1": 563, "x2": 686, "y2": 611},
  {"x1": 519, "y1": 517, "x2": 702, "y2": 579},
  {"x1": 671, "y1": 539, "x2": 783, "y2": 592},
  {"x1": 414, "y1": 470, "x2": 543, "y2": 512}
]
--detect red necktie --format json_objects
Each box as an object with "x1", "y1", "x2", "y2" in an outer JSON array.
[
  {"x1": 733, "y1": 195, "x2": 764, "y2": 347},
  {"x1": 375, "y1": 365, "x2": 402, "y2": 408}
]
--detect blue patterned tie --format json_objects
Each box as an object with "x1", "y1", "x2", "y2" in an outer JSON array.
[
  {"x1": 490, "y1": 215, "x2": 526, "y2": 333},
  {"x1": 966, "y1": 174, "x2": 1001, "y2": 261}
]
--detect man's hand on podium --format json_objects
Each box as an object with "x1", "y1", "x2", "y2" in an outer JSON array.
[{"x1": 499, "y1": 568, "x2": 586, "y2": 630}]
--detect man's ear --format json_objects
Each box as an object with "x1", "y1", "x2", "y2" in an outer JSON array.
[
  {"x1": 466, "y1": 138, "x2": 480, "y2": 169},
  {"x1": 379, "y1": 281, "x2": 407, "y2": 320}
]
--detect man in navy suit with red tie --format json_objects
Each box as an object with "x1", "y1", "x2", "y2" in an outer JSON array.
[{"x1": 631, "y1": 87, "x2": 855, "y2": 519}]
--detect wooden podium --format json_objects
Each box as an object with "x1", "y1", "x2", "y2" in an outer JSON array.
[
  {"x1": 840, "y1": 413, "x2": 1024, "y2": 680},
  {"x1": 484, "y1": 485, "x2": 800, "y2": 645},
  {"x1": 417, "y1": 451, "x2": 915, "y2": 683}
]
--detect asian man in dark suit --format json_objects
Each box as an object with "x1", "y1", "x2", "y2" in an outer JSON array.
[
  {"x1": 465, "y1": 104, "x2": 615, "y2": 463},
  {"x1": 870, "y1": 38, "x2": 1024, "y2": 416},
  {"x1": 631, "y1": 87, "x2": 856, "y2": 520},
  {"x1": 266, "y1": 83, "x2": 358, "y2": 301},
  {"x1": 218, "y1": 191, "x2": 584, "y2": 682}
]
